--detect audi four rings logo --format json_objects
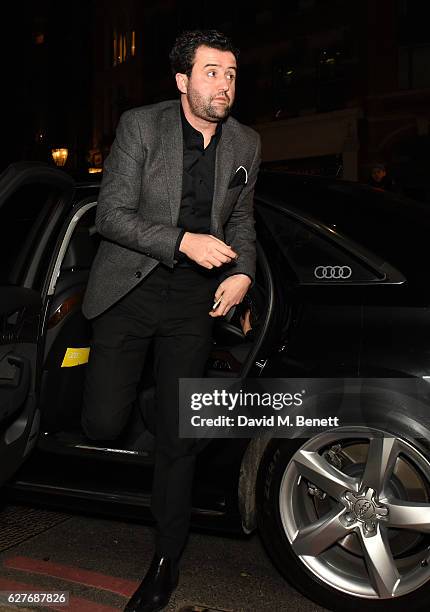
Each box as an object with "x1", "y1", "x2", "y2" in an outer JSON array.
[
  {"x1": 356, "y1": 500, "x2": 373, "y2": 518},
  {"x1": 314, "y1": 265, "x2": 352, "y2": 280}
]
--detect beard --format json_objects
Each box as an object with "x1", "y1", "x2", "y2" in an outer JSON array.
[{"x1": 186, "y1": 87, "x2": 232, "y2": 122}]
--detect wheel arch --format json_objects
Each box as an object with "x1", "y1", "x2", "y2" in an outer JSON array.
[{"x1": 237, "y1": 433, "x2": 273, "y2": 533}]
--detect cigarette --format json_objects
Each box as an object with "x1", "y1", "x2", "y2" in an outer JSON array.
[{"x1": 212, "y1": 297, "x2": 222, "y2": 310}]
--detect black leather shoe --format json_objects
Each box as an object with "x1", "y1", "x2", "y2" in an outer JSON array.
[{"x1": 124, "y1": 554, "x2": 179, "y2": 612}]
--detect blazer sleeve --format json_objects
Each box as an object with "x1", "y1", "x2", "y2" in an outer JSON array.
[
  {"x1": 221, "y1": 133, "x2": 261, "y2": 284},
  {"x1": 95, "y1": 110, "x2": 182, "y2": 267}
]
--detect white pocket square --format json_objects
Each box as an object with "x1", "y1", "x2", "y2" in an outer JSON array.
[
  {"x1": 236, "y1": 165, "x2": 248, "y2": 184},
  {"x1": 228, "y1": 165, "x2": 248, "y2": 188}
]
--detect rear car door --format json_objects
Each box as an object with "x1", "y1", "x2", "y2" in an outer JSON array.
[{"x1": 0, "y1": 162, "x2": 75, "y2": 484}]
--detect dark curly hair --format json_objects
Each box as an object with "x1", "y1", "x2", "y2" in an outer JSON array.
[{"x1": 169, "y1": 29, "x2": 239, "y2": 77}]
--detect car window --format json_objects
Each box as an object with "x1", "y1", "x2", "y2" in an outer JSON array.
[
  {"x1": 257, "y1": 172, "x2": 429, "y2": 287},
  {"x1": 256, "y1": 204, "x2": 386, "y2": 284},
  {"x1": 0, "y1": 183, "x2": 63, "y2": 287},
  {"x1": 322, "y1": 183, "x2": 429, "y2": 286}
]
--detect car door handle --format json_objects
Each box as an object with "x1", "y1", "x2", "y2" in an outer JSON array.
[{"x1": 0, "y1": 354, "x2": 25, "y2": 388}]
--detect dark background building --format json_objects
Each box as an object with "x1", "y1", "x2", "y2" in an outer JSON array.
[
  {"x1": 2, "y1": 1, "x2": 92, "y2": 174},
  {"x1": 2, "y1": 0, "x2": 430, "y2": 199}
]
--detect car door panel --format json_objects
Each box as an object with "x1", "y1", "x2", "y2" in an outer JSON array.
[
  {"x1": 0, "y1": 350, "x2": 31, "y2": 425},
  {"x1": 0, "y1": 163, "x2": 76, "y2": 486},
  {"x1": 0, "y1": 288, "x2": 41, "y2": 482}
]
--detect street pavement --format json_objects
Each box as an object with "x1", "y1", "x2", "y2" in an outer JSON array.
[{"x1": 0, "y1": 504, "x2": 328, "y2": 612}]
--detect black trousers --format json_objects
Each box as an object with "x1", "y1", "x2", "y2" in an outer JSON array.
[{"x1": 81, "y1": 264, "x2": 218, "y2": 559}]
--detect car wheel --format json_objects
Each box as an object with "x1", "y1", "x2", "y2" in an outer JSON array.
[{"x1": 257, "y1": 426, "x2": 430, "y2": 611}]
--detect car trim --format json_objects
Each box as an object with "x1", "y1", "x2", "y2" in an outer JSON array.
[
  {"x1": 47, "y1": 200, "x2": 97, "y2": 296},
  {"x1": 9, "y1": 481, "x2": 225, "y2": 516}
]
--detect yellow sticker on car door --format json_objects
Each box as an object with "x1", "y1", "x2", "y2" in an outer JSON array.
[{"x1": 61, "y1": 347, "x2": 90, "y2": 367}]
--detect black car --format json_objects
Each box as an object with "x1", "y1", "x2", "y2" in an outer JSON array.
[{"x1": 1, "y1": 162, "x2": 430, "y2": 611}]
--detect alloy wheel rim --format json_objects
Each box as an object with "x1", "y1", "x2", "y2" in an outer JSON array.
[{"x1": 279, "y1": 427, "x2": 430, "y2": 599}]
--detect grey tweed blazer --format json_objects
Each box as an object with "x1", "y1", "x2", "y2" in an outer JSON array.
[{"x1": 82, "y1": 99, "x2": 261, "y2": 320}]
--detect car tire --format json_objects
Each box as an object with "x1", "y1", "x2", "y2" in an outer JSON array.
[{"x1": 257, "y1": 423, "x2": 430, "y2": 611}]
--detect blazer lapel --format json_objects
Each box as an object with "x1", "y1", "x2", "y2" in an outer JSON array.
[
  {"x1": 211, "y1": 123, "x2": 234, "y2": 231},
  {"x1": 161, "y1": 102, "x2": 183, "y2": 224}
]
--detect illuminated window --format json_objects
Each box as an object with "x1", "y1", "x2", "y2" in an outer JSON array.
[{"x1": 113, "y1": 30, "x2": 136, "y2": 66}]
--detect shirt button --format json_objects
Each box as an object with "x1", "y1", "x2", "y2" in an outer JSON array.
[{"x1": 135, "y1": 271, "x2": 142, "y2": 278}]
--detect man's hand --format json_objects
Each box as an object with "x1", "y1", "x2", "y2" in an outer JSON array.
[
  {"x1": 179, "y1": 232, "x2": 237, "y2": 269},
  {"x1": 209, "y1": 274, "x2": 252, "y2": 318}
]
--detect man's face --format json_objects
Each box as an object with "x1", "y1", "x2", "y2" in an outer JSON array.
[
  {"x1": 178, "y1": 45, "x2": 237, "y2": 122},
  {"x1": 371, "y1": 167, "x2": 386, "y2": 182}
]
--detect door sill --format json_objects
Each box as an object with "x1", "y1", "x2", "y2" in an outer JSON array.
[{"x1": 38, "y1": 430, "x2": 155, "y2": 463}]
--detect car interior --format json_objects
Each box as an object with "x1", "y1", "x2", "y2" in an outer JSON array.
[{"x1": 39, "y1": 203, "x2": 273, "y2": 457}]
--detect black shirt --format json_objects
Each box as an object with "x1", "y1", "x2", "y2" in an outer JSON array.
[{"x1": 175, "y1": 106, "x2": 222, "y2": 264}]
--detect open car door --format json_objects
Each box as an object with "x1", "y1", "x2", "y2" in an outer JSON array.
[{"x1": 0, "y1": 162, "x2": 75, "y2": 485}]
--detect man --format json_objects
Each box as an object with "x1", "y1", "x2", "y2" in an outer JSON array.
[
  {"x1": 81, "y1": 29, "x2": 261, "y2": 612},
  {"x1": 368, "y1": 162, "x2": 397, "y2": 192}
]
